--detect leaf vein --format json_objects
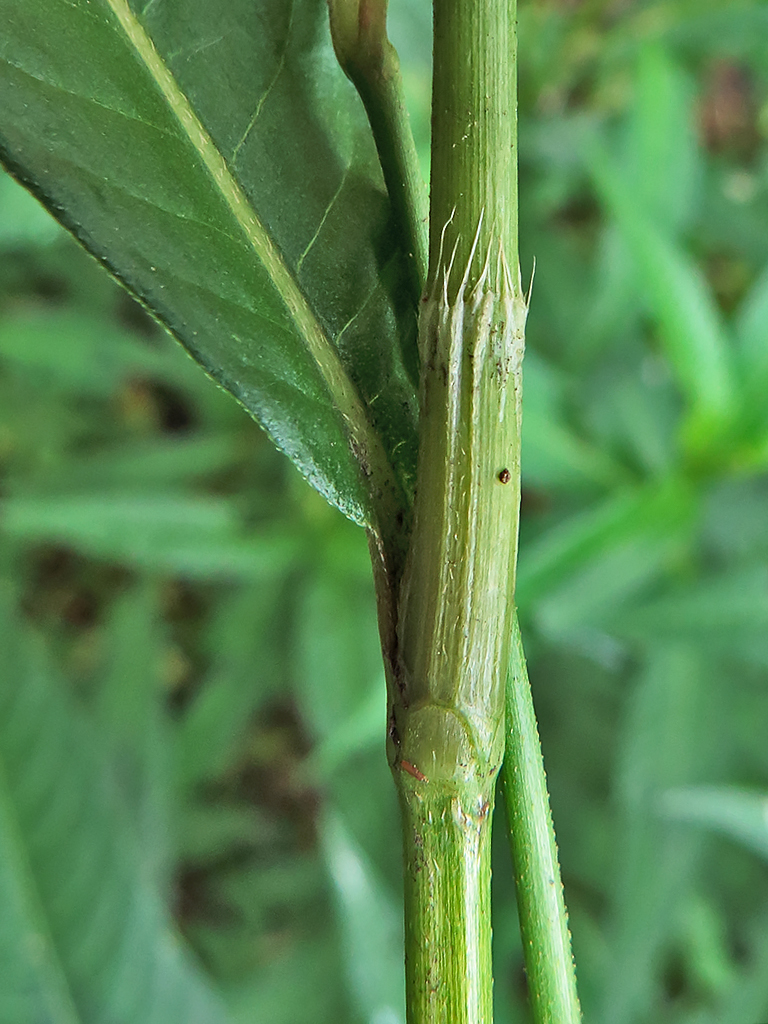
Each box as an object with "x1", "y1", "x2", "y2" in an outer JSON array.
[
  {"x1": 231, "y1": 0, "x2": 296, "y2": 165},
  {"x1": 296, "y1": 167, "x2": 350, "y2": 275},
  {"x1": 0, "y1": 57, "x2": 178, "y2": 140},
  {"x1": 336, "y1": 272, "x2": 389, "y2": 351},
  {"x1": 169, "y1": 33, "x2": 228, "y2": 64}
]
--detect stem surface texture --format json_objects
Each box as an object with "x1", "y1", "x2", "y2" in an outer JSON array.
[
  {"x1": 391, "y1": 5, "x2": 525, "y2": 1023},
  {"x1": 502, "y1": 618, "x2": 582, "y2": 1023}
]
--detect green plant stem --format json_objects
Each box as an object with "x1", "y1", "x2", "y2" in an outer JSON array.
[
  {"x1": 389, "y1": 5, "x2": 527, "y2": 1023},
  {"x1": 399, "y1": 775, "x2": 495, "y2": 1024},
  {"x1": 502, "y1": 616, "x2": 582, "y2": 1023},
  {"x1": 352, "y1": 46, "x2": 429, "y2": 302},
  {"x1": 327, "y1": 0, "x2": 429, "y2": 302},
  {"x1": 430, "y1": 0, "x2": 519, "y2": 290}
]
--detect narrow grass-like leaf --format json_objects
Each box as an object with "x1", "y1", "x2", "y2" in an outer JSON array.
[
  {"x1": 611, "y1": 568, "x2": 768, "y2": 665},
  {"x1": 523, "y1": 352, "x2": 625, "y2": 491},
  {"x1": 598, "y1": 646, "x2": 717, "y2": 1024},
  {"x1": 624, "y1": 45, "x2": 701, "y2": 234},
  {"x1": 516, "y1": 480, "x2": 696, "y2": 606},
  {"x1": 0, "y1": 0, "x2": 419, "y2": 534},
  {"x1": 0, "y1": 313, "x2": 182, "y2": 396},
  {"x1": 734, "y1": 262, "x2": 768, "y2": 424},
  {"x1": 321, "y1": 813, "x2": 405, "y2": 1024},
  {"x1": 685, "y1": 923, "x2": 768, "y2": 1024},
  {"x1": 535, "y1": 537, "x2": 675, "y2": 652},
  {"x1": 2, "y1": 493, "x2": 301, "y2": 579},
  {"x1": 7, "y1": 435, "x2": 241, "y2": 496},
  {"x1": 97, "y1": 583, "x2": 172, "y2": 886},
  {"x1": 662, "y1": 786, "x2": 768, "y2": 862},
  {"x1": 588, "y1": 143, "x2": 736, "y2": 437},
  {"x1": 175, "y1": 585, "x2": 283, "y2": 794}
]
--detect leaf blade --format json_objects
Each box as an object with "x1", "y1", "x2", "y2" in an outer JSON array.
[{"x1": 0, "y1": 0, "x2": 419, "y2": 530}]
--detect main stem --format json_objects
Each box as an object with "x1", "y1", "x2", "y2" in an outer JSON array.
[
  {"x1": 430, "y1": 0, "x2": 518, "y2": 288},
  {"x1": 391, "y1": 4, "x2": 523, "y2": 1023}
]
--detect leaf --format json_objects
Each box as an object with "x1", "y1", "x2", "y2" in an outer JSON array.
[
  {"x1": 623, "y1": 44, "x2": 701, "y2": 235},
  {"x1": 7, "y1": 435, "x2": 242, "y2": 496},
  {"x1": 573, "y1": 225, "x2": 643, "y2": 364},
  {"x1": 177, "y1": 804, "x2": 276, "y2": 864},
  {"x1": 665, "y1": 3, "x2": 768, "y2": 61},
  {"x1": 320, "y1": 813, "x2": 405, "y2": 1024},
  {"x1": 734, "y1": 262, "x2": 768, "y2": 424},
  {"x1": 516, "y1": 479, "x2": 696, "y2": 607},
  {"x1": 1, "y1": 492, "x2": 302, "y2": 579},
  {"x1": 96, "y1": 583, "x2": 172, "y2": 887},
  {"x1": 0, "y1": 0, "x2": 419, "y2": 530},
  {"x1": 611, "y1": 567, "x2": 768, "y2": 665},
  {"x1": 685, "y1": 924, "x2": 768, "y2": 1024},
  {"x1": 0, "y1": 582, "x2": 229, "y2": 1024},
  {"x1": 0, "y1": 313, "x2": 182, "y2": 396},
  {"x1": 702, "y1": 477, "x2": 768, "y2": 561},
  {"x1": 588, "y1": 141, "x2": 736, "y2": 439},
  {"x1": 295, "y1": 533, "x2": 402, "y2": 887},
  {"x1": 597, "y1": 646, "x2": 718, "y2": 1024},
  {"x1": 534, "y1": 537, "x2": 674, "y2": 656},
  {"x1": 175, "y1": 585, "x2": 284, "y2": 794},
  {"x1": 522, "y1": 351, "x2": 625, "y2": 491},
  {"x1": 304, "y1": 684, "x2": 385, "y2": 780},
  {"x1": 295, "y1": 566, "x2": 383, "y2": 747},
  {"x1": 661, "y1": 786, "x2": 768, "y2": 862},
  {"x1": 190, "y1": 853, "x2": 333, "y2": 990},
  {"x1": 226, "y1": 938, "x2": 350, "y2": 1024}
]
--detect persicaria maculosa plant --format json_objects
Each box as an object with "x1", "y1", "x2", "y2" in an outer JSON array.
[{"x1": 0, "y1": 0, "x2": 580, "y2": 1021}]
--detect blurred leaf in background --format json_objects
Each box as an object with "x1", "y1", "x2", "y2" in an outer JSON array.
[{"x1": 1, "y1": 1, "x2": 768, "y2": 1023}]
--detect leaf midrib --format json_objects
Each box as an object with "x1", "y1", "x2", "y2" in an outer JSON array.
[{"x1": 103, "y1": 0, "x2": 398, "y2": 527}]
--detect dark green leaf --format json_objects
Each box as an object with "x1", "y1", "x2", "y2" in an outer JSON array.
[{"x1": 0, "y1": 0, "x2": 418, "y2": 527}]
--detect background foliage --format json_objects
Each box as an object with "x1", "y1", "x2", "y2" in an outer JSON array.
[{"x1": 1, "y1": 1, "x2": 768, "y2": 1022}]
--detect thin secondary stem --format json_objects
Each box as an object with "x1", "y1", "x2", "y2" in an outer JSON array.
[
  {"x1": 327, "y1": 0, "x2": 429, "y2": 303},
  {"x1": 502, "y1": 616, "x2": 582, "y2": 1023},
  {"x1": 352, "y1": 45, "x2": 429, "y2": 302}
]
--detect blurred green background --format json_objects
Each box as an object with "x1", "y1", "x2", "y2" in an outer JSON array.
[{"x1": 2, "y1": 1, "x2": 768, "y2": 1022}]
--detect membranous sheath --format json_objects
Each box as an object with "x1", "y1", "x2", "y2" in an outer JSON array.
[
  {"x1": 391, "y1": 233, "x2": 527, "y2": 789},
  {"x1": 389, "y1": 229, "x2": 527, "y2": 1024}
]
